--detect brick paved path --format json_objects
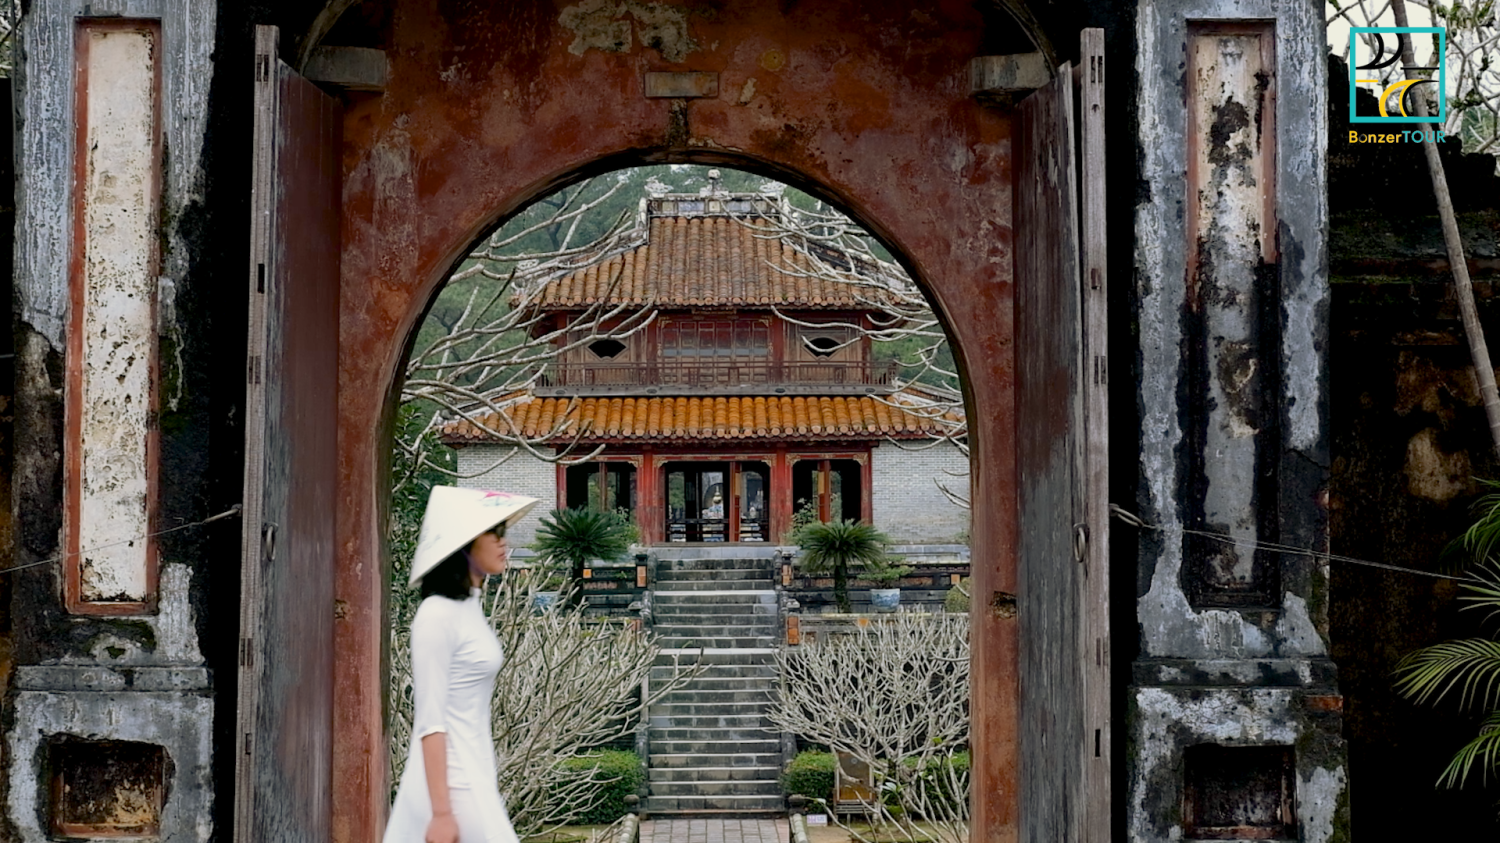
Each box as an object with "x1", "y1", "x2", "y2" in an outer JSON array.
[{"x1": 638, "y1": 818, "x2": 788, "y2": 843}]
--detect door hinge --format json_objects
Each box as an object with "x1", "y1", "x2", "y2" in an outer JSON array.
[
  {"x1": 240, "y1": 636, "x2": 253, "y2": 667},
  {"x1": 248, "y1": 355, "x2": 261, "y2": 385}
]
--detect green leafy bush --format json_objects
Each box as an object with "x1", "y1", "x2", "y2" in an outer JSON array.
[
  {"x1": 558, "y1": 750, "x2": 645, "y2": 824},
  {"x1": 783, "y1": 750, "x2": 836, "y2": 803},
  {"x1": 944, "y1": 577, "x2": 971, "y2": 613}
]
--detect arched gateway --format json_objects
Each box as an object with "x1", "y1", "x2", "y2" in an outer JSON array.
[
  {"x1": 270, "y1": 4, "x2": 1102, "y2": 842},
  {"x1": 5, "y1": 0, "x2": 1349, "y2": 841}
]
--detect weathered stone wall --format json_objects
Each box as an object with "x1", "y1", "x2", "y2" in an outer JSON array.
[
  {"x1": 870, "y1": 441, "x2": 970, "y2": 544},
  {"x1": 454, "y1": 447, "x2": 559, "y2": 548},
  {"x1": 1327, "y1": 53, "x2": 1500, "y2": 836},
  {"x1": 6, "y1": 2, "x2": 234, "y2": 840},
  {"x1": 1128, "y1": 0, "x2": 1348, "y2": 837}
]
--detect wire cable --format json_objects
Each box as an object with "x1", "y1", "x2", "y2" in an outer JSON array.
[
  {"x1": 0, "y1": 504, "x2": 242, "y2": 577},
  {"x1": 1109, "y1": 503, "x2": 1481, "y2": 584}
]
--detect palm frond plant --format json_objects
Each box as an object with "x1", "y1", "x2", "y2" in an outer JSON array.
[
  {"x1": 531, "y1": 507, "x2": 635, "y2": 582},
  {"x1": 1449, "y1": 479, "x2": 1500, "y2": 570},
  {"x1": 1394, "y1": 558, "x2": 1500, "y2": 787},
  {"x1": 795, "y1": 519, "x2": 892, "y2": 613}
]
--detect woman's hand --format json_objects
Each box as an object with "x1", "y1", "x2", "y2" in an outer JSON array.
[
  {"x1": 425, "y1": 812, "x2": 459, "y2": 843},
  {"x1": 421, "y1": 733, "x2": 456, "y2": 842}
]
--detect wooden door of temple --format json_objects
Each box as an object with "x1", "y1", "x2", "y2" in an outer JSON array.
[
  {"x1": 1012, "y1": 28, "x2": 1110, "y2": 842},
  {"x1": 234, "y1": 25, "x2": 342, "y2": 843}
]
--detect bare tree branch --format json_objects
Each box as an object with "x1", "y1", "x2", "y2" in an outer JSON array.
[{"x1": 767, "y1": 614, "x2": 971, "y2": 843}]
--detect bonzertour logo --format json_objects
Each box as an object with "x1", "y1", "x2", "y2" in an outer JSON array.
[{"x1": 1349, "y1": 26, "x2": 1447, "y2": 124}]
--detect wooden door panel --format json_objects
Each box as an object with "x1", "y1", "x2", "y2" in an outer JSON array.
[
  {"x1": 235, "y1": 25, "x2": 341, "y2": 843},
  {"x1": 1014, "y1": 28, "x2": 1110, "y2": 840}
]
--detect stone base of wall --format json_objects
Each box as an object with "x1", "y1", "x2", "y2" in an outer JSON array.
[
  {"x1": 6, "y1": 668, "x2": 213, "y2": 842},
  {"x1": 1127, "y1": 663, "x2": 1348, "y2": 843}
]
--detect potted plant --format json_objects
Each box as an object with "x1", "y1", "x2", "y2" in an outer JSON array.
[
  {"x1": 794, "y1": 519, "x2": 892, "y2": 613},
  {"x1": 530, "y1": 568, "x2": 569, "y2": 612},
  {"x1": 530, "y1": 508, "x2": 635, "y2": 597},
  {"x1": 861, "y1": 557, "x2": 914, "y2": 613}
]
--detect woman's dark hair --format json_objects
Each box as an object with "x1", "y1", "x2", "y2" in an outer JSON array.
[{"x1": 419, "y1": 546, "x2": 473, "y2": 601}]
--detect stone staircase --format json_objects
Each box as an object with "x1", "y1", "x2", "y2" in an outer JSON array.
[{"x1": 646, "y1": 550, "x2": 784, "y2": 816}]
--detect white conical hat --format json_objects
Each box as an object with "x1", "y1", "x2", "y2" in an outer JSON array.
[{"x1": 410, "y1": 486, "x2": 540, "y2": 586}]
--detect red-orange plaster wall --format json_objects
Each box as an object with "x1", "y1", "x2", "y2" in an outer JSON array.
[{"x1": 333, "y1": 2, "x2": 1016, "y2": 841}]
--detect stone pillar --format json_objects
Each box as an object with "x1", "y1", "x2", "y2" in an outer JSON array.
[
  {"x1": 7, "y1": 2, "x2": 219, "y2": 840},
  {"x1": 1130, "y1": 0, "x2": 1349, "y2": 839}
]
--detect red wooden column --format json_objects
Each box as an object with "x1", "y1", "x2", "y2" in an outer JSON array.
[
  {"x1": 770, "y1": 447, "x2": 792, "y2": 543},
  {"x1": 638, "y1": 451, "x2": 661, "y2": 544},
  {"x1": 860, "y1": 450, "x2": 873, "y2": 523},
  {"x1": 818, "y1": 459, "x2": 832, "y2": 523},
  {"x1": 728, "y1": 461, "x2": 742, "y2": 542}
]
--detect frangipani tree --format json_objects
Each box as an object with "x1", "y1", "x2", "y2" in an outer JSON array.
[{"x1": 767, "y1": 613, "x2": 971, "y2": 843}]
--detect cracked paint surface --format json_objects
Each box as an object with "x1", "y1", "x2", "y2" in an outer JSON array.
[{"x1": 76, "y1": 27, "x2": 157, "y2": 604}]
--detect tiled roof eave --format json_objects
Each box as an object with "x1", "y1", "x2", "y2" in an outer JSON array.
[{"x1": 441, "y1": 428, "x2": 961, "y2": 447}]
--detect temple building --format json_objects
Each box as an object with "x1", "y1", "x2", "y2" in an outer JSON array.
[{"x1": 439, "y1": 192, "x2": 970, "y2": 547}]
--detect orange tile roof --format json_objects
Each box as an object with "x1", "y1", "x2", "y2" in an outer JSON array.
[
  {"x1": 439, "y1": 393, "x2": 963, "y2": 446},
  {"x1": 525, "y1": 216, "x2": 887, "y2": 310}
]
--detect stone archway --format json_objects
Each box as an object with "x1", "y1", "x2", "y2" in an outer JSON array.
[{"x1": 327, "y1": 4, "x2": 1026, "y2": 841}]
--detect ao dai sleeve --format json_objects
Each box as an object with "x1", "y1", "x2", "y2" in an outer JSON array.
[{"x1": 410, "y1": 597, "x2": 457, "y2": 739}]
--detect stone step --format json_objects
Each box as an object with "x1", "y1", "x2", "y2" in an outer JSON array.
[
  {"x1": 652, "y1": 591, "x2": 779, "y2": 605},
  {"x1": 649, "y1": 766, "x2": 780, "y2": 783},
  {"x1": 654, "y1": 645, "x2": 774, "y2": 666},
  {"x1": 656, "y1": 567, "x2": 774, "y2": 581},
  {"x1": 658, "y1": 636, "x2": 777, "y2": 650},
  {"x1": 653, "y1": 657, "x2": 777, "y2": 672},
  {"x1": 649, "y1": 752, "x2": 783, "y2": 769},
  {"x1": 650, "y1": 738, "x2": 781, "y2": 755},
  {"x1": 653, "y1": 624, "x2": 779, "y2": 638},
  {"x1": 645, "y1": 795, "x2": 785, "y2": 813},
  {"x1": 649, "y1": 779, "x2": 783, "y2": 797},
  {"x1": 649, "y1": 610, "x2": 779, "y2": 625},
  {"x1": 650, "y1": 674, "x2": 776, "y2": 691},
  {"x1": 651, "y1": 578, "x2": 775, "y2": 592},
  {"x1": 654, "y1": 576, "x2": 780, "y2": 591},
  {"x1": 650, "y1": 726, "x2": 777, "y2": 742},
  {"x1": 657, "y1": 689, "x2": 775, "y2": 705},
  {"x1": 654, "y1": 696, "x2": 774, "y2": 708},
  {"x1": 649, "y1": 714, "x2": 774, "y2": 729}
]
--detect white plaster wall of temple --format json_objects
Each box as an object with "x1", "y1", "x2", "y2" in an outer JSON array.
[
  {"x1": 76, "y1": 25, "x2": 158, "y2": 603},
  {"x1": 871, "y1": 441, "x2": 970, "y2": 543},
  {"x1": 455, "y1": 447, "x2": 559, "y2": 548}
]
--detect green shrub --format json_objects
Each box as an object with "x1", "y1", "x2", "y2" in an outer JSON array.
[
  {"x1": 783, "y1": 750, "x2": 836, "y2": 803},
  {"x1": 558, "y1": 750, "x2": 645, "y2": 824},
  {"x1": 943, "y1": 577, "x2": 971, "y2": 613}
]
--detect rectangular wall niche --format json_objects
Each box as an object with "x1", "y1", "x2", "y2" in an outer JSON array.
[
  {"x1": 66, "y1": 19, "x2": 162, "y2": 614},
  {"x1": 1183, "y1": 21, "x2": 1280, "y2": 609},
  {"x1": 1183, "y1": 744, "x2": 1295, "y2": 840},
  {"x1": 49, "y1": 737, "x2": 169, "y2": 839}
]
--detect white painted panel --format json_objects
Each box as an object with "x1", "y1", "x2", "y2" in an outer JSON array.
[{"x1": 78, "y1": 28, "x2": 157, "y2": 602}]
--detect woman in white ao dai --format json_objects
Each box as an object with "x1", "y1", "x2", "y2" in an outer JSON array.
[{"x1": 384, "y1": 487, "x2": 538, "y2": 843}]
